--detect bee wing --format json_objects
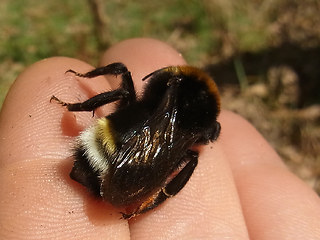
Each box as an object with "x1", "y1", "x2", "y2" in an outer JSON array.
[
  {"x1": 103, "y1": 113, "x2": 175, "y2": 204},
  {"x1": 103, "y1": 106, "x2": 199, "y2": 205}
]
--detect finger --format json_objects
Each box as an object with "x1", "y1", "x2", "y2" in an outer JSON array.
[
  {"x1": 221, "y1": 111, "x2": 320, "y2": 239},
  {"x1": 0, "y1": 57, "x2": 129, "y2": 239},
  {"x1": 0, "y1": 57, "x2": 116, "y2": 165},
  {"x1": 99, "y1": 38, "x2": 250, "y2": 239}
]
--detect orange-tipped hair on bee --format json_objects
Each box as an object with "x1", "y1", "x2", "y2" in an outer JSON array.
[{"x1": 51, "y1": 62, "x2": 221, "y2": 219}]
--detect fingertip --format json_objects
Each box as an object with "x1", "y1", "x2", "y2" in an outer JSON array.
[
  {"x1": 0, "y1": 57, "x2": 110, "y2": 165},
  {"x1": 0, "y1": 57, "x2": 130, "y2": 239}
]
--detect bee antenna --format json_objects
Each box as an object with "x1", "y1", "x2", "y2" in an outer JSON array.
[{"x1": 142, "y1": 68, "x2": 167, "y2": 81}]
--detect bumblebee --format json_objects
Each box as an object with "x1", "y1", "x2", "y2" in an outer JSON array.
[{"x1": 51, "y1": 62, "x2": 221, "y2": 219}]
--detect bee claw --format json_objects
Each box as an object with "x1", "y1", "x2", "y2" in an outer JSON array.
[
  {"x1": 50, "y1": 95, "x2": 67, "y2": 107},
  {"x1": 65, "y1": 69, "x2": 77, "y2": 75},
  {"x1": 65, "y1": 69, "x2": 86, "y2": 77}
]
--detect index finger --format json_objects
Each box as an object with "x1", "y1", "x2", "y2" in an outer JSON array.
[{"x1": 0, "y1": 57, "x2": 130, "y2": 239}]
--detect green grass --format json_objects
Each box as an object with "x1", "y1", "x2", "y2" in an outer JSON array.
[
  {"x1": 0, "y1": 0, "x2": 318, "y2": 108},
  {"x1": 0, "y1": 0, "x2": 214, "y2": 107}
]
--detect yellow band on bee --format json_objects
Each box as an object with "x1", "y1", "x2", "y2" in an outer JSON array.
[{"x1": 96, "y1": 118, "x2": 116, "y2": 154}]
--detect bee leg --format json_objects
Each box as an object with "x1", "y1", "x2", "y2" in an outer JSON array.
[
  {"x1": 50, "y1": 88, "x2": 129, "y2": 112},
  {"x1": 66, "y1": 62, "x2": 136, "y2": 106},
  {"x1": 122, "y1": 150, "x2": 198, "y2": 219},
  {"x1": 66, "y1": 62, "x2": 128, "y2": 78},
  {"x1": 118, "y1": 70, "x2": 136, "y2": 107}
]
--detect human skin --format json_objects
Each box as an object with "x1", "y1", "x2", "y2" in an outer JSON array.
[{"x1": 0, "y1": 38, "x2": 319, "y2": 239}]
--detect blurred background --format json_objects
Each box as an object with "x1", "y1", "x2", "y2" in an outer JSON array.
[{"x1": 0, "y1": 0, "x2": 319, "y2": 193}]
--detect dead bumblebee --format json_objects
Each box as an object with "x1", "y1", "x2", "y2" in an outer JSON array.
[{"x1": 51, "y1": 62, "x2": 221, "y2": 219}]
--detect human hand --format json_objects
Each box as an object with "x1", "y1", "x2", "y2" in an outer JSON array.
[{"x1": 0, "y1": 38, "x2": 319, "y2": 239}]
